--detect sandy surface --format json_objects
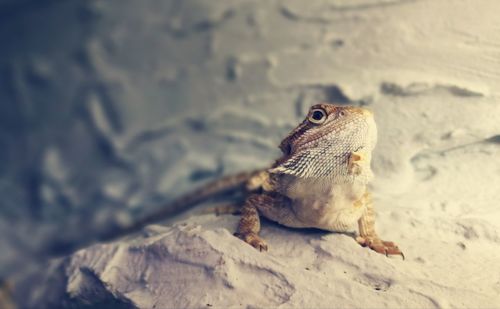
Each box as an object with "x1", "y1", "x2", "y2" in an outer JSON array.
[
  {"x1": 20, "y1": 199, "x2": 500, "y2": 308},
  {"x1": 3, "y1": 0, "x2": 500, "y2": 308},
  {"x1": 17, "y1": 89, "x2": 500, "y2": 308}
]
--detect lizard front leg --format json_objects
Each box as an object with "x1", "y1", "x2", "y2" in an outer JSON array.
[
  {"x1": 235, "y1": 194, "x2": 269, "y2": 251},
  {"x1": 356, "y1": 192, "x2": 404, "y2": 259},
  {"x1": 235, "y1": 192, "x2": 297, "y2": 251}
]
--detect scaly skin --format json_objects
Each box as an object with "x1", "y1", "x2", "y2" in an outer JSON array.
[{"x1": 235, "y1": 103, "x2": 403, "y2": 258}]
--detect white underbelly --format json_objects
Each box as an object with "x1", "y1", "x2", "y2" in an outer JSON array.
[{"x1": 286, "y1": 179, "x2": 367, "y2": 232}]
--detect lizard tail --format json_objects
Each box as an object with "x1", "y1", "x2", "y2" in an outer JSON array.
[
  {"x1": 0, "y1": 280, "x2": 14, "y2": 309},
  {"x1": 100, "y1": 170, "x2": 261, "y2": 241},
  {"x1": 198, "y1": 203, "x2": 241, "y2": 216}
]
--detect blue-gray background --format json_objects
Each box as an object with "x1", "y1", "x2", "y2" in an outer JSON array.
[{"x1": 1, "y1": 0, "x2": 336, "y2": 277}]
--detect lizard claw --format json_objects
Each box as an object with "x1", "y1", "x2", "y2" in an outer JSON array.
[
  {"x1": 356, "y1": 236, "x2": 404, "y2": 260},
  {"x1": 234, "y1": 232, "x2": 268, "y2": 252}
]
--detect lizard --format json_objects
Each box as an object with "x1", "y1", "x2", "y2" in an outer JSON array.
[
  {"x1": 233, "y1": 103, "x2": 402, "y2": 257},
  {"x1": 102, "y1": 103, "x2": 402, "y2": 258}
]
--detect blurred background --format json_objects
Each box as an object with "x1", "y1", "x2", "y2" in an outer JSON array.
[{"x1": 1, "y1": 0, "x2": 500, "y2": 306}]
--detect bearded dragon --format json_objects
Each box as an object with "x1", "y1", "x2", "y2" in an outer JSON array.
[
  {"x1": 234, "y1": 103, "x2": 402, "y2": 257},
  {"x1": 106, "y1": 103, "x2": 402, "y2": 258}
]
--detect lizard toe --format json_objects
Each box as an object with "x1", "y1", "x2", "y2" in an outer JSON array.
[
  {"x1": 235, "y1": 232, "x2": 268, "y2": 252},
  {"x1": 357, "y1": 236, "x2": 404, "y2": 260}
]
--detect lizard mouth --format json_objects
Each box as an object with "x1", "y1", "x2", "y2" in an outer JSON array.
[{"x1": 354, "y1": 145, "x2": 364, "y2": 152}]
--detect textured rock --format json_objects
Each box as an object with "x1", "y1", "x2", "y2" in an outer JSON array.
[
  {"x1": 1, "y1": 1, "x2": 500, "y2": 307},
  {"x1": 16, "y1": 214, "x2": 500, "y2": 308}
]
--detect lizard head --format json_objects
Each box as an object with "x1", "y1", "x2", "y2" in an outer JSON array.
[{"x1": 270, "y1": 103, "x2": 377, "y2": 180}]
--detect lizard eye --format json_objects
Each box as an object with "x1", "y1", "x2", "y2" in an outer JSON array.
[{"x1": 308, "y1": 108, "x2": 327, "y2": 124}]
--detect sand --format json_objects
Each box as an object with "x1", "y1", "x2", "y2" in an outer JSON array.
[
  {"x1": 17, "y1": 82, "x2": 500, "y2": 308},
  {"x1": 3, "y1": 0, "x2": 500, "y2": 308}
]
